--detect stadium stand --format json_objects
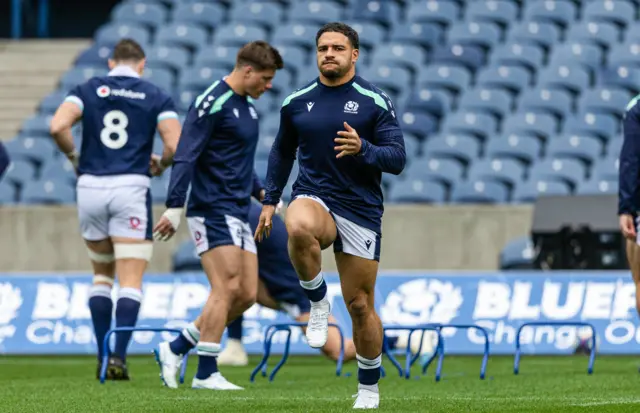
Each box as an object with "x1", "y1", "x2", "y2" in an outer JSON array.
[{"x1": 2, "y1": 0, "x2": 635, "y2": 207}]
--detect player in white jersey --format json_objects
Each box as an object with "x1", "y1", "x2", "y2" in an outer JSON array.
[{"x1": 50, "y1": 39, "x2": 181, "y2": 379}]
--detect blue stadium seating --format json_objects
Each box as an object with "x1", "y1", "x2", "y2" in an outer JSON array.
[
  {"x1": 499, "y1": 236, "x2": 534, "y2": 270},
  {"x1": 14, "y1": 0, "x2": 640, "y2": 206}
]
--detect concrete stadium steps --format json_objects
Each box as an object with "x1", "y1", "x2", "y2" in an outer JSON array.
[{"x1": 0, "y1": 40, "x2": 90, "y2": 141}]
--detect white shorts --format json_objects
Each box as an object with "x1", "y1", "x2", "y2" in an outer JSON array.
[
  {"x1": 187, "y1": 214, "x2": 257, "y2": 255},
  {"x1": 77, "y1": 185, "x2": 151, "y2": 241},
  {"x1": 295, "y1": 194, "x2": 381, "y2": 261}
]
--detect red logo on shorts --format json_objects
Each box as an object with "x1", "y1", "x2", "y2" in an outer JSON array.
[
  {"x1": 129, "y1": 217, "x2": 141, "y2": 230},
  {"x1": 194, "y1": 231, "x2": 203, "y2": 246}
]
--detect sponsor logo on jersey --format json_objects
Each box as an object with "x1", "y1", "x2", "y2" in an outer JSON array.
[{"x1": 96, "y1": 85, "x2": 146, "y2": 100}]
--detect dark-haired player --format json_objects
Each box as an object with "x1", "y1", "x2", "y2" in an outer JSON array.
[
  {"x1": 254, "y1": 22, "x2": 406, "y2": 409},
  {"x1": 152, "y1": 41, "x2": 284, "y2": 390},
  {"x1": 49, "y1": 38, "x2": 181, "y2": 379}
]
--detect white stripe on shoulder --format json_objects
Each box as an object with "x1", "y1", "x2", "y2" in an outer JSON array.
[
  {"x1": 157, "y1": 111, "x2": 179, "y2": 122},
  {"x1": 64, "y1": 95, "x2": 84, "y2": 112}
]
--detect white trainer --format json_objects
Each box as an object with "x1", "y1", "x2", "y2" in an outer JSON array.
[
  {"x1": 352, "y1": 388, "x2": 380, "y2": 409},
  {"x1": 306, "y1": 298, "x2": 331, "y2": 348},
  {"x1": 153, "y1": 341, "x2": 182, "y2": 389},
  {"x1": 217, "y1": 339, "x2": 249, "y2": 366},
  {"x1": 192, "y1": 372, "x2": 244, "y2": 390}
]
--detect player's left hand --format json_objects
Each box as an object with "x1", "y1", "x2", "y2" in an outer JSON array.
[
  {"x1": 334, "y1": 122, "x2": 361, "y2": 158},
  {"x1": 149, "y1": 154, "x2": 167, "y2": 176}
]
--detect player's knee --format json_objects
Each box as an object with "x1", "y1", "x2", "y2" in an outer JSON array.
[
  {"x1": 114, "y1": 242, "x2": 153, "y2": 261},
  {"x1": 286, "y1": 218, "x2": 316, "y2": 245},
  {"x1": 346, "y1": 291, "x2": 373, "y2": 318}
]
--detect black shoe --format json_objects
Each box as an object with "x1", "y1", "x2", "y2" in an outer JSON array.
[{"x1": 106, "y1": 356, "x2": 130, "y2": 381}]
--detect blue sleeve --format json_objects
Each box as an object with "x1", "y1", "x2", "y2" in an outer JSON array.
[
  {"x1": 156, "y1": 91, "x2": 179, "y2": 123},
  {"x1": 619, "y1": 105, "x2": 640, "y2": 215},
  {"x1": 252, "y1": 170, "x2": 264, "y2": 200},
  {"x1": 358, "y1": 97, "x2": 406, "y2": 175},
  {"x1": 263, "y1": 107, "x2": 298, "y2": 205},
  {"x1": 64, "y1": 84, "x2": 85, "y2": 113},
  {"x1": 0, "y1": 142, "x2": 10, "y2": 178},
  {"x1": 165, "y1": 107, "x2": 216, "y2": 208}
]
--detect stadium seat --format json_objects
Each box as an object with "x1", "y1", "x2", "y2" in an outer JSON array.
[
  {"x1": 446, "y1": 21, "x2": 501, "y2": 51},
  {"x1": 499, "y1": 236, "x2": 534, "y2": 270},
  {"x1": 578, "y1": 88, "x2": 630, "y2": 118},
  {"x1": 528, "y1": 158, "x2": 587, "y2": 188},
  {"x1": 155, "y1": 23, "x2": 209, "y2": 51},
  {"x1": 490, "y1": 43, "x2": 544, "y2": 74},
  {"x1": 450, "y1": 180, "x2": 509, "y2": 204},
  {"x1": 598, "y1": 66, "x2": 640, "y2": 95},
  {"x1": 591, "y1": 157, "x2": 619, "y2": 181},
  {"x1": 485, "y1": 134, "x2": 542, "y2": 165},
  {"x1": 565, "y1": 21, "x2": 620, "y2": 49},
  {"x1": 94, "y1": 23, "x2": 151, "y2": 47},
  {"x1": 341, "y1": 21, "x2": 386, "y2": 51},
  {"x1": 417, "y1": 65, "x2": 472, "y2": 94},
  {"x1": 475, "y1": 65, "x2": 532, "y2": 94},
  {"x1": 422, "y1": 134, "x2": 480, "y2": 165},
  {"x1": 537, "y1": 63, "x2": 591, "y2": 95},
  {"x1": 254, "y1": 159, "x2": 269, "y2": 181},
  {"x1": 59, "y1": 67, "x2": 107, "y2": 91},
  {"x1": 194, "y1": 45, "x2": 238, "y2": 71},
  {"x1": 348, "y1": 0, "x2": 400, "y2": 28},
  {"x1": 517, "y1": 88, "x2": 573, "y2": 119},
  {"x1": 271, "y1": 44, "x2": 309, "y2": 77},
  {"x1": 502, "y1": 112, "x2": 558, "y2": 141},
  {"x1": 150, "y1": 177, "x2": 169, "y2": 204},
  {"x1": 21, "y1": 179, "x2": 75, "y2": 204},
  {"x1": 546, "y1": 136, "x2": 603, "y2": 165},
  {"x1": 397, "y1": 112, "x2": 438, "y2": 141},
  {"x1": 269, "y1": 70, "x2": 293, "y2": 96},
  {"x1": 145, "y1": 45, "x2": 190, "y2": 73},
  {"x1": 523, "y1": 0, "x2": 577, "y2": 29},
  {"x1": 111, "y1": 1, "x2": 167, "y2": 29},
  {"x1": 403, "y1": 88, "x2": 452, "y2": 119},
  {"x1": 362, "y1": 65, "x2": 411, "y2": 98},
  {"x1": 370, "y1": 43, "x2": 427, "y2": 74},
  {"x1": 39, "y1": 90, "x2": 67, "y2": 114},
  {"x1": 404, "y1": 133, "x2": 421, "y2": 159},
  {"x1": 214, "y1": 23, "x2": 269, "y2": 48},
  {"x1": 430, "y1": 43, "x2": 485, "y2": 72},
  {"x1": 2, "y1": 160, "x2": 37, "y2": 188},
  {"x1": 576, "y1": 179, "x2": 618, "y2": 195},
  {"x1": 4, "y1": 137, "x2": 57, "y2": 166},
  {"x1": 440, "y1": 111, "x2": 498, "y2": 141},
  {"x1": 512, "y1": 179, "x2": 572, "y2": 203},
  {"x1": 388, "y1": 23, "x2": 443, "y2": 51},
  {"x1": 605, "y1": 44, "x2": 640, "y2": 69},
  {"x1": 583, "y1": 0, "x2": 636, "y2": 28},
  {"x1": 40, "y1": 158, "x2": 78, "y2": 186},
  {"x1": 255, "y1": 134, "x2": 276, "y2": 160},
  {"x1": 465, "y1": 0, "x2": 518, "y2": 28},
  {"x1": 0, "y1": 182, "x2": 17, "y2": 204},
  {"x1": 172, "y1": 240, "x2": 201, "y2": 272},
  {"x1": 141, "y1": 67, "x2": 174, "y2": 92},
  {"x1": 457, "y1": 87, "x2": 512, "y2": 119},
  {"x1": 548, "y1": 42, "x2": 603, "y2": 72},
  {"x1": 272, "y1": 23, "x2": 321, "y2": 50},
  {"x1": 406, "y1": 1, "x2": 461, "y2": 27},
  {"x1": 174, "y1": 87, "x2": 199, "y2": 112},
  {"x1": 178, "y1": 67, "x2": 228, "y2": 90},
  {"x1": 74, "y1": 43, "x2": 113, "y2": 67},
  {"x1": 387, "y1": 178, "x2": 447, "y2": 204},
  {"x1": 288, "y1": 1, "x2": 343, "y2": 25},
  {"x1": 229, "y1": 2, "x2": 284, "y2": 30},
  {"x1": 563, "y1": 112, "x2": 618, "y2": 142},
  {"x1": 467, "y1": 158, "x2": 526, "y2": 188},
  {"x1": 403, "y1": 157, "x2": 464, "y2": 187},
  {"x1": 252, "y1": 92, "x2": 276, "y2": 117},
  {"x1": 172, "y1": 2, "x2": 226, "y2": 31},
  {"x1": 507, "y1": 21, "x2": 561, "y2": 50},
  {"x1": 607, "y1": 137, "x2": 623, "y2": 158}
]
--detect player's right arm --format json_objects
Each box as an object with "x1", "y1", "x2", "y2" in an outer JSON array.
[
  {"x1": 50, "y1": 86, "x2": 84, "y2": 168},
  {"x1": 153, "y1": 105, "x2": 216, "y2": 241},
  {"x1": 151, "y1": 94, "x2": 182, "y2": 176},
  {"x1": 255, "y1": 106, "x2": 298, "y2": 241},
  {"x1": 619, "y1": 100, "x2": 640, "y2": 240}
]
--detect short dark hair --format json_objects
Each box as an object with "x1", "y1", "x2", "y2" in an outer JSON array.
[
  {"x1": 316, "y1": 22, "x2": 359, "y2": 50},
  {"x1": 112, "y1": 38, "x2": 146, "y2": 62},
  {"x1": 236, "y1": 41, "x2": 284, "y2": 71}
]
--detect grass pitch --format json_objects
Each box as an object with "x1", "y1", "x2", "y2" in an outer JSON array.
[{"x1": 1, "y1": 354, "x2": 639, "y2": 412}]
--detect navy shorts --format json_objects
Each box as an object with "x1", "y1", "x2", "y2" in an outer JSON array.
[
  {"x1": 186, "y1": 214, "x2": 256, "y2": 255},
  {"x1": 260, "y1": 268, "x2": 311, "y2": 317}
]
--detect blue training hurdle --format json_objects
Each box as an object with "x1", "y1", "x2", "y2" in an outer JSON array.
[
  {"x1": 513, "y1": 321, "x2": 597, "y2": 375},
  {"x1": 250, "y1": 322, "x2": 346, "y2": 382},
  {"x1": 100, "y1": 327, "x2": 190, "y2": 384}
]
